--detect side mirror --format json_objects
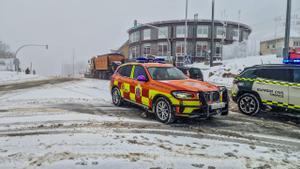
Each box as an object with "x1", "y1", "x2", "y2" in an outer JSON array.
[{"x1": 137, "y1": 75, "x2": 147, "y2": 82}]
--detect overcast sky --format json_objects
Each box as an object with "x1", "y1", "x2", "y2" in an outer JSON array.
[{"x1": 1, "y1": 0, "x2": 300, "y2": 75}]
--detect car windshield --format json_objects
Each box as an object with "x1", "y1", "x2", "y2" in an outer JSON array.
[
  {"x1": 190, "y1": 68, "x2": 201, "y2": 75},
  {"x1": 148, "y1": 67, "x2": 188, "y2": 80}
]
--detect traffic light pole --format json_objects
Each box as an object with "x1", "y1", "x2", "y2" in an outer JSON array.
[
  {"x1": 284, "y1": 0, "x2": 292, "y2": 58},
  {"x1": 210, "y1": 0, "x2": 215, "y2": 67}
]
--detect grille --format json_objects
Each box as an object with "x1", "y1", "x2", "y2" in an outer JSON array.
[{"x1": 203, "y1": 91, "x2": 220, "y2": 103}]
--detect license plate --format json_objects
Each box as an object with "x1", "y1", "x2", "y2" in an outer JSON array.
[{"x1": 209, "y1": 102, "x2": 225, "y2": 110}]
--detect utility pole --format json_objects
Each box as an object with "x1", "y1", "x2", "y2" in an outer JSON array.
[
  {"x1": 193, "y1": 13, "x2": 198, "y2": 62},
  {"x1": 284, "y1": 0, "x2": 292, "y2": 58},
  {"x1": 72, "y1": 48, "x2": 75, "y2": 76},
  {"x1": 210, "y1": 0, "x2": 215, "y2": 67},
  {"x1": 184, "y1": 0, "x2": 189, "y2": 58},
  {"x1": 238, "y1": 10, "x2": 241, "y2": 41}
]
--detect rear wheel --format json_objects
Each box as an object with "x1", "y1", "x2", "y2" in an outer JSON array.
[
  {"x1": 154, "y1": 97, "x2": 175, "y2": 124},
  {"x1": 238, "y1": 93, "x2": 260, "y2": 115},
  {"x1": 111, "y1": 87, "x2": 123, "y2": 106}
]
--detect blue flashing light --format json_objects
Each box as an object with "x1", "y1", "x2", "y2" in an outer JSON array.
[
  {"x1": 136, "y1": 57, "x2": 148, "y2": 63},
  {"x1": 135, "y1": 57, "x2": 165, "y2": 63},
  {"x1": 154, "y1": 58, "x2": 166, "y2": 63},
  {"x1": 283, "y1": 59, "x2": 300, "y2": 64}
]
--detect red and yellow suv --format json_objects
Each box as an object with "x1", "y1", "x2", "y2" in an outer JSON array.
[{"x1": 110, "y1": 62, "x2": 229, "y2": 123}]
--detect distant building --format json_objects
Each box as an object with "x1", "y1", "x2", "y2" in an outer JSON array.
[
  {"x1": 116, "y1": 40, "x2": 129, "y2": 60},
  {"x1": 127, "y1": 19, "x2": 251, "y2": 64},
  {"x1": 260, "y1": 37, "x2": 300, "y2": 57}
]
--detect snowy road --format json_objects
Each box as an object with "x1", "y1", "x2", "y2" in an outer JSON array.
[{"x1": 0, "y1": 78, "x2": 299, "y2": 169}]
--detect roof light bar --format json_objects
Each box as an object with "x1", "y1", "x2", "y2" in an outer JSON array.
[
  {"x1": 283, "y1": 59, "x2": 300, "y2": 64},
  {"x1": 136, "y1": 57, "x2": 165, "y2": 63}
]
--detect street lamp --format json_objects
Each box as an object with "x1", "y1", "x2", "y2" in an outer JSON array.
[
  {"x1": 137, "y1": 23, "x2": 172, "y2": 61},
  {"x1": 14, "y1": 44, "x2": 48, "y2": 71}
]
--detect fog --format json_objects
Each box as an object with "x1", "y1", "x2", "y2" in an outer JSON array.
[{"x1": 1, "y1": 0, "x2": 299, "y2": 75}]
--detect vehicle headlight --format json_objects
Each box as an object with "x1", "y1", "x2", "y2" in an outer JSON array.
[{"x1": 171, "y1": 91, "x2": 194, "y2": 99}]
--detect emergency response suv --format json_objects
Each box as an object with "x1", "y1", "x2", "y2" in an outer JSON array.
[
  {"x1": 232, "y1": 64, "x2": 300, "y2": 115},
  {"x1": 110, "y1": 61, "x2": 228, "y2": 124}
]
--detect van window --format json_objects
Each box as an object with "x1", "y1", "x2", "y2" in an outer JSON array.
[
  {"x1": 256, "y1": 68, "x2": 291, "y2": 82},
  {"x1": 134, "y1": 66, "x2": 148, "y2": 79},
  {"x1": 240, "y1": 69, "x2": 256, "y2": 78},
  {"x1": 293, "y1": 69, "x2": 300, "y2": 83},
  {"x1": 118, "y1": 65, "x2": 133, "y2": 77}
]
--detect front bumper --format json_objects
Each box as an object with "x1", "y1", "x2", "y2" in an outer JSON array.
[{"x1": 174, "y1": 102, "x2": 228, "y2": 118}]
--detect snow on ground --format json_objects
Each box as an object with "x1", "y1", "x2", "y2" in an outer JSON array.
[
  {"x1": 1, "y1": 130, "x2": 299, "y2": 169},
  {"x1": 0, "y1": 79, "x2": 111, "y2": 109},
  {"x1": 191, "y1": 55, "x2": 282, "y2": 88},
  {"x1": 0, "y1": 71, "x2": 48, "y2": 85},
  {"x1": 0, "y1": 77, "x2": 299, "y2": 168}
]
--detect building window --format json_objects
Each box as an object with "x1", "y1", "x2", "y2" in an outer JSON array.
[
  {"x1": 216, "y1": 26, "x2": 225, "y2": 39},
  {"x1": 242, "y1": 31, "x2": 249, "y2": 41},
  {"x1": 232, "y1": 29, "x2": 239, "y2": 41},
  {"x1": 130, "y1": 46, "x2": 139, "y2": 59},
  {"x1": 294, "y1": 41, "x2": 300, "y2": 47},
  {"x1": 157, "y1": 42, "x2": 168, "y2": 56},
  {"x1": 143, "y1": 29, "x2": 151, "y2": 40},
  {"x1": 142, "y1": 43, "x2": 151, "y2": 56},
  {"x1": 196, "y1": 41, "x2": 209, "y2": 57},
  {"x1": 176, "y1": 41, "x2": 185, "y2": 56},
  {"x1": 197, "y1": 25, "x2": 209, "y2": 38},
  {"x1": 215, "y1": 42, "x2": 222, "y2": 56},
  {"x1": 158, "y1": 27, "x2": 168, "y2": 39},
  {"x1": 129, "y1": 31, "x2": 140, "y2": 43},
  {"x1": 176, "y1": 25, "x2": 186, "y2": 38}
]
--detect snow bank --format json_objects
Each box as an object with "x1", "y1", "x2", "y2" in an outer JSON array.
[
  {"x1": 191, "y1": 55, "x2": 282, "y2": 87},
  {"x1": 0, "y1": 71, "x2": 47, "y2": 85},
  {"x1": 0, "y1": 79, "x2": 112, "y2": 109}
]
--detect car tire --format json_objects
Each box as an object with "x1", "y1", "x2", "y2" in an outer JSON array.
[
  {"x1": 237, "y1": 93, "x2": 260, "y2": 116},
  {"x1": 154, "y1": 97, "x2": 175, "y2": 124},
  {"x1": 111, "y1": 87, "x2": 123, "y2": 106}
]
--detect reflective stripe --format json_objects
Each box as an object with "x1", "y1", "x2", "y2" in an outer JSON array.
[
  {"x1": 149, "y1": 90, "x2": 180, "y2": 105},
  {"x1": 117, "y1": 81, "x2": 205, "y2": 114},
  {"x1": 130, "y1": 93, "x2": 136, "y2": 101},
  {"x1": 262, "y1": 100, "x2": 300, "y2": 110},
  {"x1": 113, "y1": 80, "x2": 118, "y2": 86},
  {"x1": 130, "y1": 65, "x2": 135, "y2": 78},
  {"x1": 182, "y1": 100, "x2": 201, "y2": 106},
  {"x1": 183, "y1": 107, "x2": 197, "y2": 114},
  {"x1": 236, "y1": 77, "x2": 300, "y2": 87},
  {"x1": 123, "y1": 83, "x2": 130, "y2": 92},
  {"x1": 142, "y1": 97, "x2": 150, "y2": 106}
]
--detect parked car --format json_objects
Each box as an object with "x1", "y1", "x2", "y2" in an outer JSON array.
[
  {"x1": 177, "y1": 67, "x2": 204, "y2": 81},
  {"x1": 110, "y1": 62, "x2": 228, "y2": 124},
  {"x1": 232, "y1": 64, "x2": 300, "y2": 115}
]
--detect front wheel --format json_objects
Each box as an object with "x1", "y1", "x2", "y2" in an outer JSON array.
[
  {"x1": 111, "y1": 87, "x2": 123, "y2": 106},
  {"x1": 237, "y1": 93, "x2": 260, "y2": 115},
  {"x1": 154, "y1": 97, "x2": 175, "y2": 124}
]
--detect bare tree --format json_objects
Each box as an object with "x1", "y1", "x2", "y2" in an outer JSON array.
[{"x1": 0, "y1": 41, "x2": 14, "y2": 58}]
